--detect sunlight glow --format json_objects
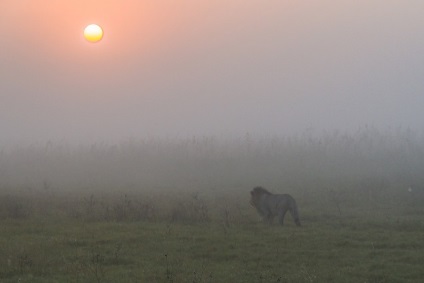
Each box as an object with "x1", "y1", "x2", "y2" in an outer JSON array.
[{"x1": 84, "y1": 24, "x2": 103, "y2": 43}]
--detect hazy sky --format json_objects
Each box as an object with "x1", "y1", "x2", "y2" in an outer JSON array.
[{"x1": 1, "y1": 1, "x2": 424, "y2": 144}]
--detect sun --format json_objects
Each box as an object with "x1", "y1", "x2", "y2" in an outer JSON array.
[{"x1": 84, "y1": 24, "x2": 103, "y2": 43}]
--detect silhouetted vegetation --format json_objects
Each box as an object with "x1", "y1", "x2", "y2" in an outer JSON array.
[{"x1": 1, "y1": 127, "x2": 423, "y2": 192}]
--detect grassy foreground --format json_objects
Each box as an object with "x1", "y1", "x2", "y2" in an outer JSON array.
[{"x1": 1, "y1": 186, "x2": 424, "y2": 283}]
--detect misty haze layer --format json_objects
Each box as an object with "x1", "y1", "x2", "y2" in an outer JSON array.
[
  {"x1": 1, "y1": 129, "x2": 423, "y2": 192},
  {"x1": 1, "y1": 1, "x2": 424, "y2": 145}
]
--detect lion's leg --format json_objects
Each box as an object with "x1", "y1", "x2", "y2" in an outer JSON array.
[
  {"x1": 278, "y1": 209, "x2": 288, "y2": 226},
  {"x1": 262, "y1": 210, "x2": 273, "y2": 225},
  {"x1": 289, "y1": 210, "x2": 301, "y2": 226},
  {"x1": 289, "y1": 206, "x2": 301, "y2": 226}
]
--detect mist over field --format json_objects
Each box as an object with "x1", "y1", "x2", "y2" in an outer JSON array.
[
  {"x1": 1, "y1": 128, "x2": 423, "y2": 195},
  {"x1": 3, "y1": 2, "x2": 424, "y2": 281},
  {"x1": 2, "y1": 0, "x2": 424, "y2": 230}
]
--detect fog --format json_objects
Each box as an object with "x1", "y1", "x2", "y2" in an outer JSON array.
[
  {"x1": 1, "y1": 1, "x2": 424, "y2": 190},
  {"x1": 1, "y1": 1, "x2": 424, "y2": 146},
  {"x1": 1, "y1": 128, "x2": 423, "y2": 195},
  {"x1": 3, "y1": 4, "x2": 424, "y2": 281}
]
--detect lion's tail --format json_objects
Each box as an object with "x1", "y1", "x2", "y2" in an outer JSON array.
[{"x1": 289, "y1": 198, "x2": 301, "y2": 226}]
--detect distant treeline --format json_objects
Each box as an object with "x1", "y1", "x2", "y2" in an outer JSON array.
[{"x1": 1, "y1": 128, "x2": 423, "y2": 192}]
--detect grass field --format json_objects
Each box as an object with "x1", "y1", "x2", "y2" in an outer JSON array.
[
  {"x1": 1, "y1": 184, "x2": 424, "y2": 283},
  {"x1": 1, "y1": 130, "x2": 424, "y2": 282}
]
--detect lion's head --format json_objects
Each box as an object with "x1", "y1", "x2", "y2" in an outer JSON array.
[{"x1": 250, "y1": 186, "x2": 271, "y2": 207}]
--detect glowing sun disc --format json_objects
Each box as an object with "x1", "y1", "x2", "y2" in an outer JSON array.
[{"x1": 84, "y1": 24, "x2": 103, "y2": 43}]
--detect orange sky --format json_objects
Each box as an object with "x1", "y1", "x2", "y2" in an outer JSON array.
[
  {"x1": 2, "y1": 1, "x2": 169, "y2": 83},
  {"x1": 1, "y1": 1, "x2": 424, "y2": 144},
  {"x1": 1, "y1": 1, "x2": 268, "y2": 91}
]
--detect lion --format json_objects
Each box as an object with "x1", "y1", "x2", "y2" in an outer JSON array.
[{"x1": 250, "y1": 186, "x2": 301, "y2": 226}]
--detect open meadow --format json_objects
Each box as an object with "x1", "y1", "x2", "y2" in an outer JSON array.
[{"x1": 1, "y1": 129, "x2": 424, "y2": 282}]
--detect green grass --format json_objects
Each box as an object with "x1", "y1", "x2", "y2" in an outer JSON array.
[{"x1": 1, "y1": 187, "x2": 424, "y2": 282}]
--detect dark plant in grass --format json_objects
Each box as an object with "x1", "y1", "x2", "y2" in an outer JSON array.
[
  {"x1": 1, "y1": 196, "x2": 32, "y2": 219},
  {"x1": 170, "y1": 197, "x2": 210, "y2": 224}
]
